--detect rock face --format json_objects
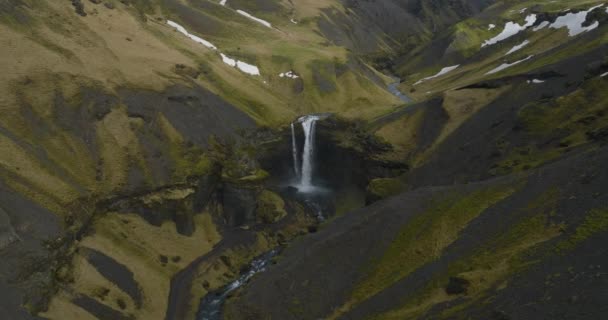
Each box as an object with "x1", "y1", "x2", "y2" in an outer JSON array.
[
  {"x1": 106, "y1": 174, "x2": 220, "y2": 236},
  {"x1": 0, "y1": 207, "x2": 18, "y2": 250},
  {"x1": 317, "y1": 0, "x2": 496, "y2": 53},
  {"x1": 71, "y1": 0, "x2": 86, "y2": 16},
  {"x1": 222, "y1": 183, "x2": 261, "y2": 226}
]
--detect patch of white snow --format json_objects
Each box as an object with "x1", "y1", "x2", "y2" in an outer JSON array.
[
  {"x1": 482, "y1": 14, "x2": 537, "y2": 47},
  {"x1": 488, "y1": 24, "x2": 496, "y2": 30},
  {"x1": 167, "y1": 20, "x2": 217, "y2": 50},
  {"x1": 505, "y1": 40, "x2": 530, "y2": 55},
  {"x1": 414, "y1": 65, "x2": 460, "y2": 85},
  {"x1": 601, "y1": 72, "x2": 608, "y2": 77},
  {"x1": 279, "y1": 71, "x2": 299, "y2": 79},
  {"x1": 219, "y1": 0, "x2": 227, "y2": 6},
  {"x1": 220, "y1": 53, "x2": 236, "y2": 67},
  {"x1": 485, "y1": 55, "x2": 534, "y2": 75},
  {"x1": 550, "y1": 4, "x2": 603, "y2": 36},
  {"x1": 237, "y1": 10, "x2": 272, "y2": 28},
  {"x1": 527, "y1": 79, "x2": 545, "y2": 84},
  {"x1": 220, "y1": 53, "x2": 260, "y2": 76},
  {"x1": 236, "y1": 61, "x2": 260, "y2": 76}
]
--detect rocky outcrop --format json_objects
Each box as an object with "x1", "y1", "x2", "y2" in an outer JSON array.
[
  {"x1": 71, "y1": 0, "x2": 87, "y2": 16},
  {"x1": 106, "y1": 176, "x2": 220, "y2": 236},
  {"x1": 222, "y1": 182, "x2": 261, "y2": 226}
]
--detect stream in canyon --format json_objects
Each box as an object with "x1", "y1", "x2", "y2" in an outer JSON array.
[{"x1": 197, "y1": 114, "x2": 333, "y2": 320}]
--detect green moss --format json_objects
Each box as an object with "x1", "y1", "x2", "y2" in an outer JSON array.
[
  {"x1": 255, "y1": 190, "x2": 287, "y2": 223},
  {"x1": 370, "y1": 189, "x2": 562, "y2": 320},
  {"x1": 488, "y1": 78, "x2": 608, "y2": 175},
  {"x1": 490, "y1": 146, "x2": 563, "y2": 175},
  {"x1": 556, "y1": 208, "x2": 608, "y2": 252},
  {"x1": 367, "y1": 177, "x2": 406, "y2": 200},
  {"x1": 519, "y1": 79, "x2": 608, "y2": 136},
  {"x1": 448, "y1": 19, "x2": 495, "y2": 58},
  {"x1": 351, "y1": 183, "x2": 518, "y2": 306}
]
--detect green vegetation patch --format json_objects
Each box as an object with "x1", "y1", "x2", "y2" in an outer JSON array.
[
  {"x1": 367, "y1": 177, "x2": 406, "y2": 200},
  {"x1": 256, "y1": 190, "x2": 287, "y2": 224},
  {"x1": 556, "y1": 208, "x2": 608, "y2": 252},
  {"x1": 491, "y1": 78, "x2": 608, "y2": 175},
  {"x1": 370, "y1": 189, "x2": 563, "y2": 320},
  {"x1": 347, "y1": 183, "x2": 519, "y2": 311}
]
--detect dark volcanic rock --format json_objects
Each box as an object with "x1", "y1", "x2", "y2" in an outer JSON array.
[
  {"x1": 222, "y1": 183, "x2": 260, "y2": 227},
  {"x1": 81, "y1": 248, "x2": 143, "y2": 307},
  {"x1": 0, "y1": 181, "x2": 61, "y2": 320},
  {"x1": 71, "y1": 0, "x2": 87, "y2": 16},
  {"x1": 445, "y1": 276, "x2": 471, "y2": 295},
  {"x1": 73, "y1": 295, "x2": 132, "y2": 320}
]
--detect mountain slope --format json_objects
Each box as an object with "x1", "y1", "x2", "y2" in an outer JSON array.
[
  {"x1": 225, "y1": 144, "x2": 608, "y2": 320},
  {"x1": 0, "y1": 1, "x2": 607, "y2": 320}
]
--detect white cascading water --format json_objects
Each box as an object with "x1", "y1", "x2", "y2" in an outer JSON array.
[
  {"x1": 291, "y1": 122, "x2": 300, "y2": 178},
  {"x1": 299, "y1": 115, "x2": 322, "y2": 190}
]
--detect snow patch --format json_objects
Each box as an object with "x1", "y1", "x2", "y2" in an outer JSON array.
[
  {"x1": 549, "y1": 5, "x2": 603, "y2": 36},
  {"x1": 220, "y1": 53, "x2": 236, "y2": 67},
  {"x1": 236, "y1": 61, "x2": 260, "y2": 75},
  {"x1": 167, "y1": 20, "x2": 217, "y2": 50},
  {"x1": 527, "y1": 79, "x2": 545, "y2": 84},
  {"x1": 482, "y1": 14, "x2": 537, "y2": 47},
  {"x1": 485, "y1": 56, "x2": 534, "y2": 75},
  {"x1": 488, "y1": 24, "x2": 496, "y2": 30},
  {"x1": 220, "y1": 53, "x2": 260, "y2": 75},
  {"x1": 414, "y1": 65, "x2": 460, "y2": 85},
  {"x1": 279, "y1": 71, "x2": 299, "y2": 79},
  {"x1": 519, "y1": 8, "x2": 528, "y2": 13},
  {"x1": 505, "y1": 40, "x2": 530, "y2": 55},
  {"x1": 290, "y1": 18, "x2": 298, "y2": 24},
  {"x1": 237, "y1": 10, "x2": 272, "y2": 28},
  {"x1": 219, "y1": 0, "x2": 227, "y2": 5},
  {"x1": 601, "y1": 72, "x2": 608, "y2": 77}
]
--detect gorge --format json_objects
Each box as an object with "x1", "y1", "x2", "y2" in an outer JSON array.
[{"x1": 1, "y1": 1, "x2": 607, "y2": 320}]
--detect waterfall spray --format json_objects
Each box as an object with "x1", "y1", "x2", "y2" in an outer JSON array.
[
  {"x1": 290, "y1": 114, "x2": 329, "y2": 192},
  {"x1": 300, "y1": 116, "x2": 318, "y2": 188}
]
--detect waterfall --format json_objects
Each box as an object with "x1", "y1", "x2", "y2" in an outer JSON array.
[
  {"x1": 290, "y1": 114, "x2": 328, "y2": 191},
  {"x1": 300, "y1": 115, "x2": 320, "y2": 189},
  {"x1": 291, "y1": 122, "x2": 300, "y2": 178}
]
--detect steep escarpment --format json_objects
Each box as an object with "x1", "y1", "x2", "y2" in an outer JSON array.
[{"x1": 319, "y1": 0, "x2": 496, "y2": 55}]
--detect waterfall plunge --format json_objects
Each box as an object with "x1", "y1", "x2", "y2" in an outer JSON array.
[
  {"x1": 291, "y1": 114, "x2": 326, "y2": 192},
  {"x1": 300, "y1": 116, "x2": 318, "y2": 188}
]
